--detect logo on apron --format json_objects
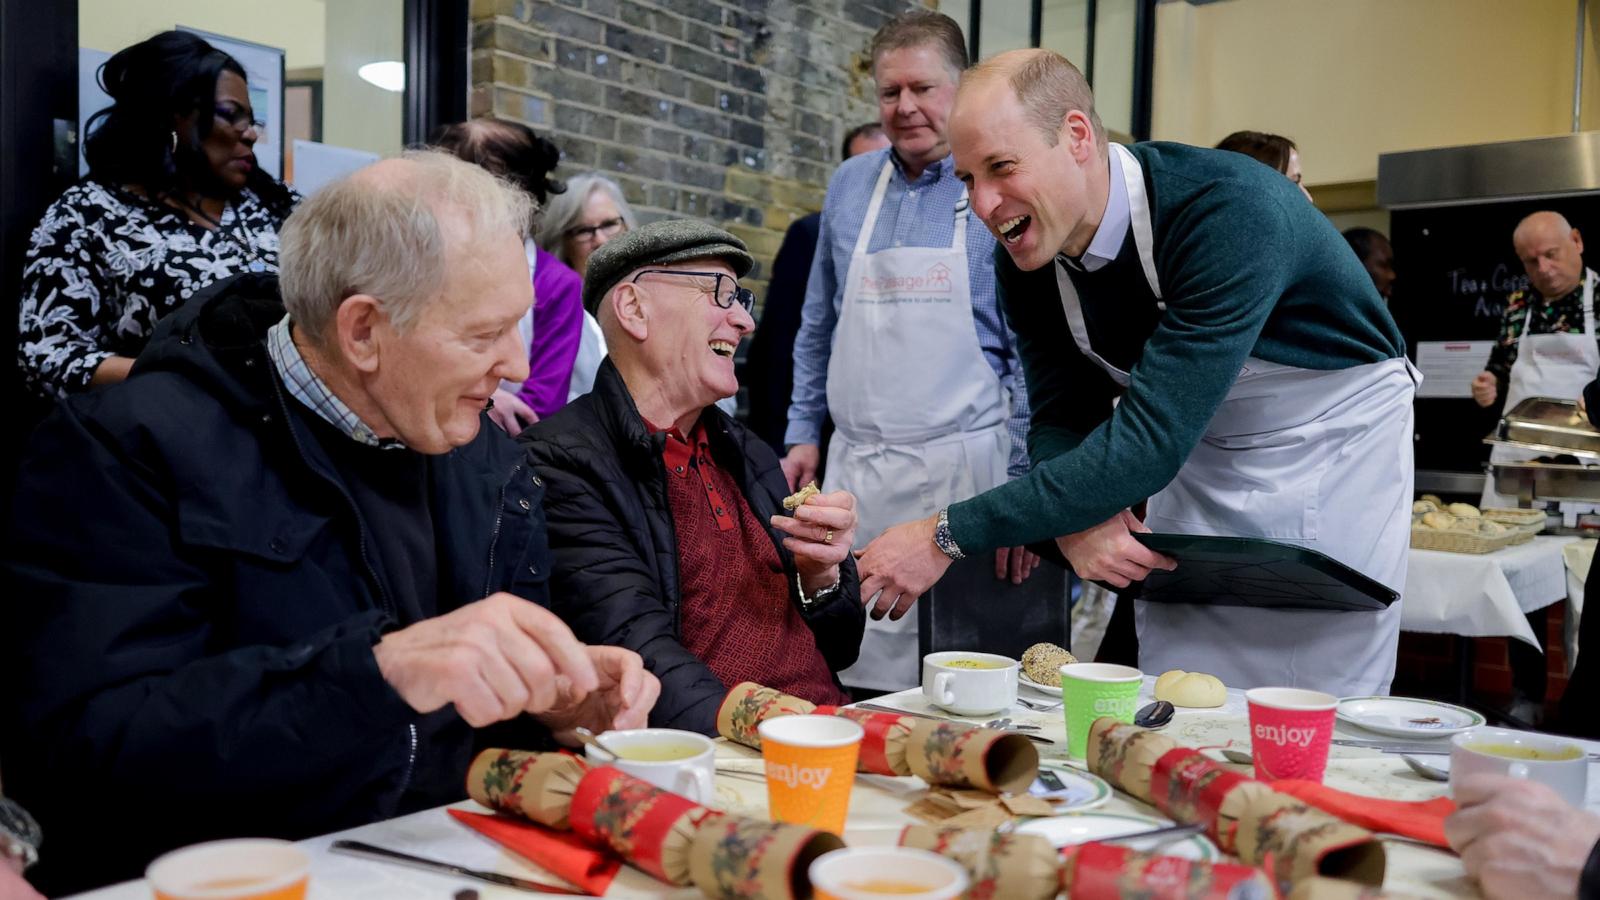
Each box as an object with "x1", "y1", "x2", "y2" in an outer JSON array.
[{"x1": 857, "y1": 262, "x2": 955, "y2": 302}]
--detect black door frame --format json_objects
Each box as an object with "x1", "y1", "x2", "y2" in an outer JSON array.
[
  {"x1": 0, "y1": 0, "x2": 79, "y2": 499},
  {"x1": 404, "y1": 0, "x2": 469, "y2": 146}
]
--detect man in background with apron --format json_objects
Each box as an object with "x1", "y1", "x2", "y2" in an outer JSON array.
[
  {"x1": 857, "y1": 48, "x2": 1417, "y2": 697},
  {"x1": 782, "y1": 10, "x2": 1038, "y2": 693},
  {"x1": 1472, "y1": 210, "x2": 1596, "y2": 723},
  {"x1": 1474, "y1": 211, "x2": 1597, "y2": 507}
]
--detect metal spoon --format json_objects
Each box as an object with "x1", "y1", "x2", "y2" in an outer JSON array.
[
  {"x1": 1018, "y1": 696, "x2": 1063, "y2": 712},
  {"x1": 571, "y1": 726, "x2": 620, "y2": 762},
  {"x1": 1221, "y1": 748, "x2": 1253, "y2": 766},
  {"x1": 1401, "y1": 754, "x2": 1449, "y2": 782},
  {"x1": 1134, "y1": 700, "x2": 1174, "y2": 729},
  {"x1": 983, "y1": 717, "x2": 1041, "y2": 731}
]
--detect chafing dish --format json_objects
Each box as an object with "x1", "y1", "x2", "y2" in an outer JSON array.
[
  {"x1": 1488, "y1": 461, "x2": 1600, "y2": 503},
  {"x1": 1487, "y1": 396, "x2": 1600, "y2": 459},
  {"x1": 1482, "y1": 397, "x2": 1600, "y2": 509}
]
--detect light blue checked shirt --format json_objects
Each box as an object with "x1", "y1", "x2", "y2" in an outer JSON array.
[
  {"x1": 267, "y1": 315, "x2": 406, "y2": 449},
  {"x1": 785, "y1": 149, "x2": 1031, "y2": 477}
]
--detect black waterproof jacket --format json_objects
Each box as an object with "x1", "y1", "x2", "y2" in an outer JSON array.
[
  {"x1": 1, "y1": 275, "x2": 554, "y2": 894},
  {"x1": 521, "y1": 360, "x2": 865, "y2": 733}
]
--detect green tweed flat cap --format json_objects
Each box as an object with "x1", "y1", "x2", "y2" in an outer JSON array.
[{"x1": 582, "y1": 218, "x2": 754, "y2": 315}]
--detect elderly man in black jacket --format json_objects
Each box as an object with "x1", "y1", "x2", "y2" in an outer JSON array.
[
  {"x1": 524, "y1": 220, "x2": 866, "y2": 733},
  {"x1": 0, "y1": 152, "x2": 658, "y2": 895}
]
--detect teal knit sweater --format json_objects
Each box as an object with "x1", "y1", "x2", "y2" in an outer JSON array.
[{"x1": 948, "y1": 142, "x2": 1405, "y2": 552}]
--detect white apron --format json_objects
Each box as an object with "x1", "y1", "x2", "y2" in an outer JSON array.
[
  {"x1": 1481, "y1": 270, "x2": 1599, "y2": 508},
  {"x1": 1059, "y1": 144, "x2": 1418, "y2": 697},
  {"x1": 825, "y1": 158, "x2": 1011, "y2": 691}
]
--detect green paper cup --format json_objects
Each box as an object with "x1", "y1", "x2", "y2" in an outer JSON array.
[{"x1": 1060, "y1": 663, "x2": 1142, "y2": 758}]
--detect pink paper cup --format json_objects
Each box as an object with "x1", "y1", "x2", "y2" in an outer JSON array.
[{"x1": 1245, "y1": 687, "x2": 1338, "y2": 782}]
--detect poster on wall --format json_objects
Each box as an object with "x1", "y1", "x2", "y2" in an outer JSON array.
[
  {"x1": 77, "y1": 47, "x2": 112, "y2": 177},
  {"x1": 178, "y1": 26, "x2": 285, "y2": 180}
]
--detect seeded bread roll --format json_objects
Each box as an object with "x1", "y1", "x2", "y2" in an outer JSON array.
[{"x1": 1021, "y1": 642, "x2": 1077, "y2": 686}]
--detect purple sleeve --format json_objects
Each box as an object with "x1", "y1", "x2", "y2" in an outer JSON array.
[{"x1": 518, "y1": 250, "x2": 585, "y2": 418}]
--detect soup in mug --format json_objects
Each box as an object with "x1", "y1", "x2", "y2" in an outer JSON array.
[
  {"x1": 942, "y1": 659, "x2": 1009, "y2": 670},
  {"x1": 612, "y1": 741, "x2": 704, "y2": 762},
  {"x1": 1465, "y1": 742, "x2": 1582, "y2": 761}
]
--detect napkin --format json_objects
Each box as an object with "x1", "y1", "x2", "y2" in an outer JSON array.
[
  {"x1": 1269, "y1": 779, "x2": 1455, "y2": 848},
  {"x1": 448, "y1": 808, "x2": 621, "y2": 895}
]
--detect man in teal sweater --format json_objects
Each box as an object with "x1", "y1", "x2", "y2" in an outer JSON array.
[{"x1": 857, "y1": 49, "x2": 1416, "y2": 695}]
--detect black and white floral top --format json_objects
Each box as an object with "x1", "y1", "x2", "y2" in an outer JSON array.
[{"x1": 17, "y1": 180, "x2": 294, "y2": 398}]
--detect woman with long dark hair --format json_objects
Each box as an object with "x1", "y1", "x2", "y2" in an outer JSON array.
[{"x1": 17, "y1": 30, "x2": 297, "y2": 398}]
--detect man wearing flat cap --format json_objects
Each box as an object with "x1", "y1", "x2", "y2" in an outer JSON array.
[{"x1": 523, "y1": 219, "x2": 867, "y2": 733}]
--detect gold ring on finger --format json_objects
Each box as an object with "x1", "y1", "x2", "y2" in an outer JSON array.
[{"x1": 825, "y1": 529, "x2": 835, "y2": 544}]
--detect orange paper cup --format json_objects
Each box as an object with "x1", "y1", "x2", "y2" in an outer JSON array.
[
  {"x1": 146, "y1": 839, "x2": 309, "y2": 900},
  {"x1": 758, "y1": 714, "x2": 863, "y2": 835}
]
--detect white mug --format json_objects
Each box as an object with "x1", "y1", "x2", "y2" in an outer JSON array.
[
  {"x1": 921, "y1": 651, "x2": 1018, "y2": 716},
  {"x1": 1449, "y1": 727, "x2": 1588, "y2": 808},
  {"x1": 583, "y1": 728, "x2": 717, "y2": 805}
]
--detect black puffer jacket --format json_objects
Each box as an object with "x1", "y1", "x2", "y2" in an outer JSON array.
[
  {"x1": 522, "y1": 360, "x2": 865, "y2": 733},
  {"x1": 1, "y1": 275, "x2": 554, "y2": 894}
]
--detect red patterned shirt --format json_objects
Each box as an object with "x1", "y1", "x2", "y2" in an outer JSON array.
[{"x1": 655, "y1": 419, "x2": 849, "y2": 706}]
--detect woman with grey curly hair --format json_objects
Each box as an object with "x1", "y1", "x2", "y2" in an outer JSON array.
[{"x1": 538, "y1": 173, "x2": 637, "y2": 278}]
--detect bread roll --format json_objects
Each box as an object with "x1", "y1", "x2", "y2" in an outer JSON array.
[
  {"x1": 1420, "y1": 494, "x2": 1444, "y2": 506},
  {"x1": 1153, "y1": 669, "x2": 1226, "y2": 708},
  {"x1": 1420, "y1": 511, "x2": 1456, "y2": 530},
  {"x1": 1412, "y1": 500, "x2": 1439, "y2": 515},
  {"x1": 1447, "y1": 502, "x2": 1480, "y2": 518}
]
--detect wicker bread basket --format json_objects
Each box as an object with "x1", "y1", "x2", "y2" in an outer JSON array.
[{"x1": 1410, "y1": 526, "x2": 1518, "y2": 554}]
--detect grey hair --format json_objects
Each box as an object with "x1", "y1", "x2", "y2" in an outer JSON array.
[
  {"x1": 278, "y1": 149, "x2": 534, "y2": 342},
  {"x1": 535, "y1": 172, "x2": 637, "y2": 267}
]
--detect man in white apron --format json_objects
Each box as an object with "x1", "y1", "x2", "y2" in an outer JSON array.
[
  {"x1": 783, "y1": 11, "x2": 1038, "y2": 692},
  {"x1": 857, "y1": 49, "x2": 1416, "y2": 697},
  {"x1": 1471, "y1": 211, "x2": 1597, "y2": 720},
  {"x1": 1473, "y1": 211, "x2": 1598, "y2": 509}
]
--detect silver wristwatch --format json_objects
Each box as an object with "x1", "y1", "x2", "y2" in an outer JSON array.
[
  {"x1": 933, "y1": 507, "x2": 965, "y2": 560},
  {"x1": 0, "y1": 797, "x2": 40, "y2": 871},
  {"x1": 797, "y1": 574, "x2": 842, "y2": 609}
]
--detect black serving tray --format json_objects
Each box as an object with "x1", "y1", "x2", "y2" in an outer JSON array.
[{"x1": 1109, "y1": 533, "x2": 1399, "y2": 612}]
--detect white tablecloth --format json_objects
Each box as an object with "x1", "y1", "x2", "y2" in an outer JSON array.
[
  {"x1": 1401, "y1": 535, "x2": 1581, "y2": 646},
  {"x1": 69, "y1": 678, "x2": 1600, "y2": 900}
]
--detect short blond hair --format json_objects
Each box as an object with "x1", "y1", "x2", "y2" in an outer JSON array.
[
  {"x1": 278, "y1": 150, "x2": 534, "y2": 342},
  {"x1": 968, "y1": 49, "x2": 1104, "y2": 149}
]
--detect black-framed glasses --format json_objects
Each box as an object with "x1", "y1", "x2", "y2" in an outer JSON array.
[
  {"x1": 631, "y1": 268, "x2": 755, "y2": 313},
  {"x1": 214, "y1": 102, "x2": 264, "y2": 134},
  {"x1": 565, "y1": 217, "x2": 627, "y2": 244}
]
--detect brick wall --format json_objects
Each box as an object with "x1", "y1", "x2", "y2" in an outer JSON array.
[{"x1": 468, "y1": 0, "x2": 927, "y2": 301}]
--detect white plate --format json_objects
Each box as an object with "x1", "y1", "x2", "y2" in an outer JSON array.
[
  {"x1": 1014, "y1": 811, "x2": 1219, "y2": 860},
  {"x1": 1336, "y1": 696, "x2": 1486, "y2": 738},
  {"x1": 1019, "y1": 672, "x2": 1062, "y2": 696},
  {"x1": 1034, "y1": 767, "x2": 1112, "y2": 812}
]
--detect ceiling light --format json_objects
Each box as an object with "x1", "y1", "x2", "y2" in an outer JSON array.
[{"x1": 358, "y1": 60, "x2": 405, "y2": 93}]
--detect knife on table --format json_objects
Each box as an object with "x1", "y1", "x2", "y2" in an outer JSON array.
[
  {"x1": 1331, "y1": 738, "x2": 1600, "y2": 759},
  {"x1": 329, "y1": 839, "x2": 596, "y2": 895},
  {"x1": 852, "y1": 703, "x2": 1057, "y2": 744}
]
